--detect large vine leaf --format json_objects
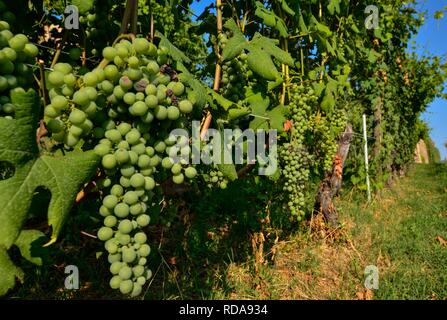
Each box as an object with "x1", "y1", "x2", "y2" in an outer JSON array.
[
  {"x1": 275, "y1": 0, "x2": 295, "y2": 16},
  {"x1": 247, "y1": 91, "x2": 287, "y2": 132},
  {"x1": 222, "y1": 20, "x2": 295, "y2": 83},
  {"x1": 249, "y1": 33, "x2": 295, "y2": 66},
  {"x1": 0, "y1": 248, "x2": 24, "y2": 296},
  {"x1": 0, "y1": 89, "x2": 99, "y2": 296},
  {"x1": 327, "y1": 0, "x2": 341, "y2": 16},
  {"x1": 247, "y1": 48, "x2": 281, "y2": 81},
  {"x1": 254, "y1": 1, "x2": 289, "y2": 37},
  {"x1": 222, "y1": 20, "x2": 247, "y2": 61}
]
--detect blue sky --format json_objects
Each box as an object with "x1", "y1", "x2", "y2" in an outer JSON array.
[{"x1": 190, "y1": 0, "x2": 447, "y2": 159}]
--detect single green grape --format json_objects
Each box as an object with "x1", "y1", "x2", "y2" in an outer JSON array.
[
  {"x1": 123, "y1": 191, "x2": 139, "y2": 205},
  {"x1": 179, "y1": 100, "x2": 193, "y2": 114},
  {"x1": 130, "y1": 173, "x2": 145, "y2": 188},
  {"x1": 173, "y1": 173, "x2": 184, "y2": 185},
  {"x1": 118, "y1": 266, "x2": 133, "y2": 281},
  {"x1": 110, "y1": 276, "x2": 122, "y2": 290},
  {"x1": 114, "y1": 203, "x2": 130, "y2": 218},
  {"x1": 103, "y1": 195, "x2": 118, "y2": 210},
  {"x1": 98, "y1": 227, "x2": 114, "y2": 241},
  {"x1": 118, "y1": 219, "x2": 133, "y2": 234},
  {"x1": 137, "y1": 214, "x2": 150, "y2": 227},
  {"x1": 134, "y1": 232, "x2": 147, "y2": 244},
  {"x1": 185, "y1": 167, "x2": 197, "y2": 179},
  {"x1": 104, "y1": 215, "x2": 118, "y2": 228},
  {"x1": 122, "y1": 248, "x2": 137, "y2": 263},
  {"x1": 102, "y1": 154, "x2": 117, "y2": 170},
  {"x1": 138, "y1": 244, "x2": 151, "y2": 257}
]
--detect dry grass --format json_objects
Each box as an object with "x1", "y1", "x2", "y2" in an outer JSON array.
[{"x1": 216, "y1": 165, "x2": 447, "y2": 300}]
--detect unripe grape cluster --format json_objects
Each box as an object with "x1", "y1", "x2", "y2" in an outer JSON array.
[
  {"x1": 280, "y1": 85, "x2": 317, "y2": 219},
  {"x1": 219, "y1": 34, "x2": 253, "y2": 103},
  {"x1": 282, "y1": 84, "x2": 349, "y2": 219},
  {"x1": 44, "y1": 37, "x2": 200, "y2": 296},
  {"x1": 203, "y1": 168, "x2": 229, "y2": 189},
  {"x1": 220, "y1": 56, "x2": 252, "y2": 103},
  {"x1": 309, "y1": 107, "x2": 347, "y2": 173},
  {"x1": 0, "y1": 15, "x2": 38, "y2": 117}
]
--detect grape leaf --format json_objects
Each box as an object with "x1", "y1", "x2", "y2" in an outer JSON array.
[
  {"x1": 71, "y1": 0, "x2": 95, "y2": 14},
  {"x1": 228, "y1": 107, "x2": 251, "y2": 121},
  {"x1": 221, "y1": 20, "x2": 247, "y2": 61},
  {"x1": 327, "y1": 0, "x2": 341, "y2": 16},
  {"x1": 207, "y1": 88, "x2": 239, "y2": 111},
  {"x1": 177, "y1": 62, "x2": 208, "y2": 108},
  {"x1": 217, "y1": 164, "x2": 238, "y2": 181},
  {"x1": 222, "y1": 21, "x2": 294, "y2": 82},
  {"x1": 298, "y1": 12, "x2": 309, "y2": 34},
  {"x1": 222, "y1": 33, "x2": 247, "y2": 62},
  {"x1": 267, "y1": 77, "x2": 284, "y2": 91},
  {"x1": 156, "y1": 31, "x2": 191, "y2": 64},
  {"x1": 246, "y1": 90, "x2": 270, "y2": 116},
  {"x1": 277, "y1": 0, "x2": 295, "y2": 16},
  {"x1": 14, "y1": 230, "x2": 48, "y2": 266},
  {"x1": 249, "y1": 34, "x2": 295, "y2": 66},
  {"x1": 0, "y1": 89, "x2": 99, "y2": 296},
  {"x1": 247, "y1": 92, "x2": 286, "y2": 132},
  {"x1": 266, "y1": 105, "x2": 288, "y2": 132},
  {"x1": 0, "y1": 248, "x2": 24, "y2": 296},
  {"x1": 216, "y1": 130, "x2": 238, "y2": 182},
  {"x1": 247, "y1": 47, "x2": 281, "y2": 81},
  {"x1": 254, "y1": 1, "x2": 289, "y2": 37},
  {"x1": 223, "y1": 19, "x2": 241, "y2": 35}
]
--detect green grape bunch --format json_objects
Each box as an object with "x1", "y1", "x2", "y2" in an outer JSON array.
[
  {"x1": 219, "y1": 33, "x2": 253, "y2": 103},
  {"x1": 280, "y1": 84, "x2": 317, "y2": 220},
  {"x1": 202, "y1": 167, "x2": 229, "y2": 190},
  {"x1": 43, "y1": 37, "x2": 201, "y2": 296},
  {"x1": 220, "y1": 54, "x2": 252, "y2": 103},
  {"x1": 0, "y1": 15, "x2": 38, "y2": 117}
]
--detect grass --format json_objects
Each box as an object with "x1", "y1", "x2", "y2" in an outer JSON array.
[
  {"x1": 196, "y1": 164, "x2": 447, "y2": 300},
  {"x1": 4, "y1": 164, "x2": 447, "y2": 300}
]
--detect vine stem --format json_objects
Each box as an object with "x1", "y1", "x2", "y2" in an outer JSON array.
[
  {"x1": 120, "y1": 0, "x2": 138, "y2": 35},
  {"x1": 38, "y1": 59, "x2": 49, "y2": 106},
  {"x1": 130, "y1": 0, "x2": 138, "y2": 35},
  {"x1": 285, "y1": 39, "x2": 291, "y2": 102},
  {"x1": 150, "y1": 13, "x2": 154, "y2": 42},
  {"x1": 300, "y1": 47, "x2": 304, "y2": 78},
  {"x1": 50, "y1": 31, "x2": 68, "y2": 68},
  {"x1": 120, "y1": 0, "x2": 133, "y2": 34},
  {"x1": 200, "y1": 0, "x2": 223, "y2": 141}
]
